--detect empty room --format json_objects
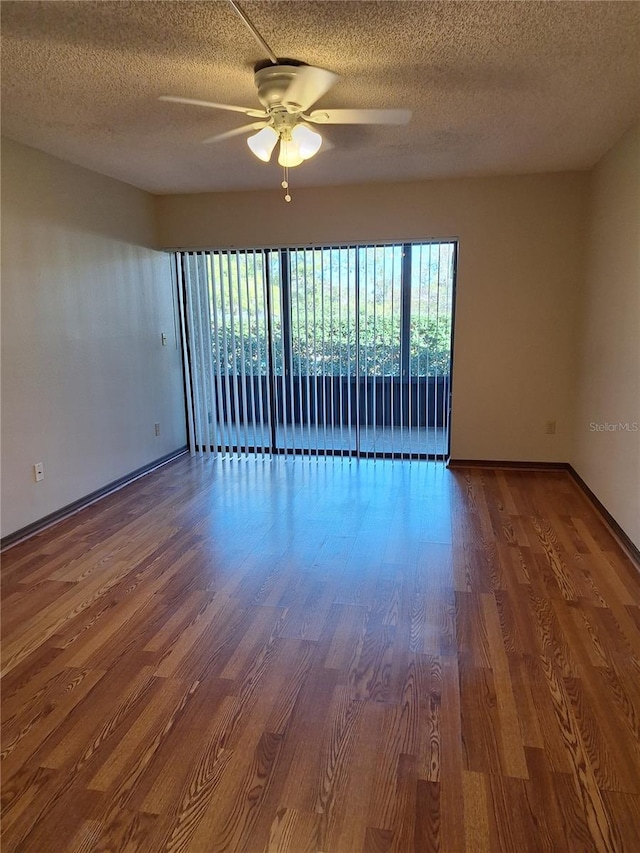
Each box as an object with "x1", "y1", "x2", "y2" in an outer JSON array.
[{"x1": 1, "y1": 2, "x2": 639, "y2": 851}]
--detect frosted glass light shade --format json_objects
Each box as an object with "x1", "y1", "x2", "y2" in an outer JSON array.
[
  {"x1": 247, "y1": 126, "x2": 278, "y2": 162},
  {"x1": 278, "y1": 138, "x2": 303, "y2": 167},
  {"x1": 291, "y1": 124, "x2": 322, "y2": 160}
]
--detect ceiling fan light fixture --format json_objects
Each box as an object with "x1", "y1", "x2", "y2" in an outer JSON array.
[
  {"x1": 278, "y1": 137, "x2": 304, "y2": 167},
  {"x1": 247, "y1": 125, "x2": 278, "y2": 161},
  {"x1": 291, "y1": 124, "x2": 322, "y2": 160}
]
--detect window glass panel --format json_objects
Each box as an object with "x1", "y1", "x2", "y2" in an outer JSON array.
[
  {"x1": 208, "y1": 251, "x2": 269, "y2": 376},
  {"x1": 410, "y1": 242, "x2": 454, "y2": 376},
  {"x1": 359, "y1": 245, "x2": 403, "y2": 377},
  {"x1": 289, "y1": 247, "x2": 357, "y2": 376}
]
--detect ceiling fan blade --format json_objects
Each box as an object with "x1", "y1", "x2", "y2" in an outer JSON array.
[
  {"x1": 306, "y1": 108, "x2": 412, "y2": 125},
  {"x1": 202, "y1": 122, "x2": 268, "y2": 144},
  {"x1": 282, "y1": 66, "x2": 340, "y2": 112},
  {"x1": 159, "y1": 95, "x2": 267, "y2": 118}
]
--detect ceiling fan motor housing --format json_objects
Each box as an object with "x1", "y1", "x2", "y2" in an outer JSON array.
[{"x1": 254, "y1": 64, "x2": 306, "y2": 113}]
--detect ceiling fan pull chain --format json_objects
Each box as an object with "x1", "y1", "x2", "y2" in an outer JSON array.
[{"x1": 282, "y1": 167, "x2": 292, "y2": 202}]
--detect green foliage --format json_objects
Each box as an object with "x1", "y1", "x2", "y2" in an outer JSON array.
[
  {"x1": 201, "y1": 243, "x2": 453, "y2": 379},
  {"x1": 211, "y1": 313, "x2": 451, "y2": 377},
  {"x1": 409, "y1": 316, "x2": 452, "y2": 376}
]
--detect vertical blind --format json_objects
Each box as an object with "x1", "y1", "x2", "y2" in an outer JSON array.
[{"x1": 177, "y1": 241, "x2": 456, "y2": 461}]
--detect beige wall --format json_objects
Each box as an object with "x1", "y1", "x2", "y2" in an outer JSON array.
[
  {"x1": 1, "y1": 131, "x2": 636, "y2": 546},
  {"x1": 573, "y1": 122, "x2": 640, "y2": 548},
  {"x1": 1, "y1": 139, "x2": 186, "y2": 538},
  {"x1": 156, "y1": 172, "x2": 589, "y2": 464}
]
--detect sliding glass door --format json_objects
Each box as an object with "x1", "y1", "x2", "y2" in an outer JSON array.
[
  {"x1": 181, "y1": 250, "x2": 271, "y2": 455},
  {"x1": 178, "y1": 240, "x2": 456, "y2": 460}
]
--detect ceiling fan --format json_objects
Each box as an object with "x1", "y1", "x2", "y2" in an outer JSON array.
[{"x1": 160, "y1": 0, "x2": 411, "y2": 200}]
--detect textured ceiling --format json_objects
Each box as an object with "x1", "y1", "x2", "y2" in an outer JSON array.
[{"x1": 2, "y1": 1, "x2": 639, "y2": 194}]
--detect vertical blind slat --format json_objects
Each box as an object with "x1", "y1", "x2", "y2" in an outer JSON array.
[
  {"x1": 196, "y1": 256, "x2": 212, "y2": 451},
  {"x1": 176, "y1": 256, "x2": 197, "y2": 455},
  {"x1": 209, "y1": 255, "x2": 227, "y2": 453},
  {"x1": 199, "y1": 254, "x2": 218, "y2": 453},
  {"x1": 282, "y1": 251, "x2": 295, "y2": 457},
  {"x1": 217, "y1": 254, "x2": 232, "y2": 456},
  {"x1": 186, "y1": 255, "x2": 206, "y2": 453},
  {"x1": 244, "y1": 252, "x2": 258, "y2": 454}
]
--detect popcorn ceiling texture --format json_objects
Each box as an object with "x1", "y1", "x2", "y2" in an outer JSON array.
[{"x1": 1, "y1": 0, "x2": 639, "y2": 193}]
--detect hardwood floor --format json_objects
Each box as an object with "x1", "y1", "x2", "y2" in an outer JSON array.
[{"x1": 2, "y1": 455, "x2": 640, "y2": 852}]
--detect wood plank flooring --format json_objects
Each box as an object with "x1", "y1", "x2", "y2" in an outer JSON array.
[{"x1": 2, "y1": 456, "x2": 640, "y2": 852}]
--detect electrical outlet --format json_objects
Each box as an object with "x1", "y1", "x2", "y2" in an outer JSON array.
[
  {"x1": 161, "y1": 332, "x2": 167, "y2": 346},
  {"x1": 545, "y1": 420, "x2": 556, "y2": 435},
  {"x1": 34, "y1": 462, "x2": 44, "y2": 482},
  {"x1": 154, "y1": 423, "x2": 161, "y2": 436}
]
